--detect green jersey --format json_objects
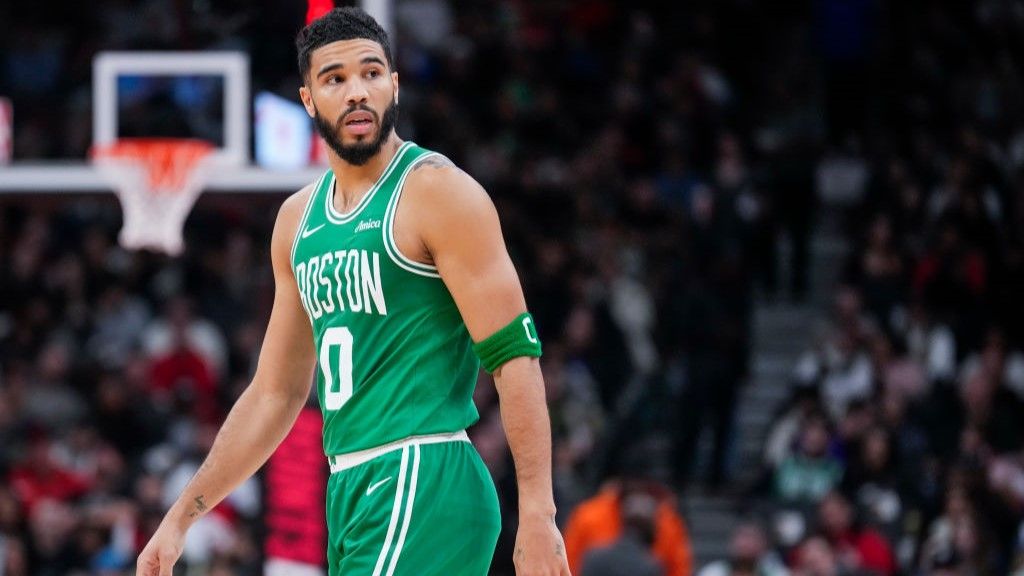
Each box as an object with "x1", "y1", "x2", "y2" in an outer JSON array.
[{"x1": 290, "y1": 142, "x2": 480, "y2": 456}]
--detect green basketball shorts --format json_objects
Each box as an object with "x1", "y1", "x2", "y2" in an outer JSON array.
[{"x1": 325, "y1": 431, "x2": 501, "y2": 576}]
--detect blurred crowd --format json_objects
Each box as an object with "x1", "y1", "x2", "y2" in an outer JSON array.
[
  {"x1": 741, "y1": 1, "x2": 1024, "y2": 576},
  {"x1": 3, "y1": 0, "x2": 1024, "y2": 575}
]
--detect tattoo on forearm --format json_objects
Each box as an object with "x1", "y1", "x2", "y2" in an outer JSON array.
[
  {"x1": 555, "y1": 541, "x2": 564, "y2": 557},
  {"x1": 187, "y1": 495, "x2": 208, "y2": 518}
]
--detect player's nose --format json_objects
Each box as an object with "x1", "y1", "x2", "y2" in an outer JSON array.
[{"x1": 344, "y1": 78, "x2": 370, "y2": 106}]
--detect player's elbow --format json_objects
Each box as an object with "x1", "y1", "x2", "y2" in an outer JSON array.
[{"x1": 249, "y1": 370, "x2": 314, "y2": 410}]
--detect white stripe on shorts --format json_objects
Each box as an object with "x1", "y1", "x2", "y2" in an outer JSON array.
[
  {"x1": 385, "y1": 444, "x2": 420, "y2": 576},
  {"x1": 372, "y1": 446, "x2": 410, "y2": 576}
]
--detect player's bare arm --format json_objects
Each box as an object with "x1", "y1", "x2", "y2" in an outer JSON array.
[
  {"x1": 397, "y1": 160, "x2": 571, "y2": 576},
  {"x1": 136, "y1": 187, "x2": 318, "y2": 576}
]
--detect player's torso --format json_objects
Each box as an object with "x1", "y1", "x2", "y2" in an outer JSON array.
[{"x1": 291, "y1": 142, "x2": 480, "y2": 455}]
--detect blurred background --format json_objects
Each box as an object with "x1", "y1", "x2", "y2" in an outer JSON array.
[{"x1": 2, "y1": 0, "x2": 1024, "y2": 575}]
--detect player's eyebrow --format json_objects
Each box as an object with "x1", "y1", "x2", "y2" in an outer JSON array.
[
  {"x1": 317, "y1": 56, "x2": 386, "y2": 78},
  {"x1": 317, "y1": 62, "x2": 344, "y2": 77}
]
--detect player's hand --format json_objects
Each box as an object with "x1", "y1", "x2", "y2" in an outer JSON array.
[
  {"x1": 136, "y1": 522, "x2": 186, "y2": 576},
  {"x1": 514, "y1": 512, "x2": 571, "y2": 576}
]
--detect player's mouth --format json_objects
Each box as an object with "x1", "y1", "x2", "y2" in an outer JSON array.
[{"x1": 342, "y1": 110, "x2": 376, "y2": 136}]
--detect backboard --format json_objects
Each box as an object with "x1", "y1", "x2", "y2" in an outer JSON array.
[
  {"x1": 93, "y1": 51, "x2": 250, "y2": 166},
  {"x1": 0, "y1": 51, "x2": 323, "y2": 194}
]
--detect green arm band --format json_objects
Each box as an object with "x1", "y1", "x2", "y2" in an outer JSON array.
[{"x1": 472, "y1": 312, "x2": 543, "y2": 373}]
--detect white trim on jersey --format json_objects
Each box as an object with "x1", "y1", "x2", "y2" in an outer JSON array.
[
  {"x1": 290, "y1": 170, "x2": 328, "y2": 267},
  {"x1": 325, "y1": 141, "x2": 414, "y2": 225},
  {"x1": 382, "y1": 152, "x2": 442, "y2": 278}
]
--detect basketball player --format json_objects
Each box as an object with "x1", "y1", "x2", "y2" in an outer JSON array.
[{"x1": 136, "y1": 7, "x2": 570, "y2": 576}]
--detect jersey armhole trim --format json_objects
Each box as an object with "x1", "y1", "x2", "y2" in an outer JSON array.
[
  {"x1": 290, "y1": 170, "x2": 329, "y2": 267},
  {"x1": 383, "y1": 152, "x2": 442, "y2": 278}
]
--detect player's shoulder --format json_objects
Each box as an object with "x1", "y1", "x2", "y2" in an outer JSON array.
[
  {"x1": 271, "y1": 178, "x2": 321, "y2": 256},
  {"x1": 275, "y1": 179, "x2": 320, "y2": 231},
  {"x1": 403, "y1": 152, "x2": 491, "y2": 214},
  {"x1": 281, "y1": 179, "x2": 319, "y2": 220}
]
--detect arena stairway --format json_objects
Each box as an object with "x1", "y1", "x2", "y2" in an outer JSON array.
[{"x1": 683, "y1": 215, "x2": 849, "y2": 568}]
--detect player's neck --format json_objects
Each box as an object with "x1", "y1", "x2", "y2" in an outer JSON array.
[{"x1": 329, "y1": 135, "x2": 403, "y2": 211}]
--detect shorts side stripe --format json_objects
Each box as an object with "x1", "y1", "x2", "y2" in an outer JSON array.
[
  {"x1": 385, "y1": 444, "x2": 421, "y2": 576},
  {"x1": 372, "y1": 446, "x2": 410, "y2": 576}
]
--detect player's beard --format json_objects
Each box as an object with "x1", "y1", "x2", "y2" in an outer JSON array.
[{"x1": 314, "y1": 97, "x2": 398, "y2": 166}]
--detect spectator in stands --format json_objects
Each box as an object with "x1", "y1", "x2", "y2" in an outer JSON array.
[
  {"x1": 833, "y1": 400, "x2": 875, "y2": 467},
  {"x1": 927, "y1": 154, "x2": 1004, "y2": 260},
  {"x1": 817, "y1": 491, "x2": 896, "y2": 576},
  {"x1": 958, "y1": 328, "x2": 1024, "y2": 409},
  {"x1": 849, "y1": 214, "x2": 905, "y2": 327},
  {"x1": 791, "y1": 534, "x2": 870, "y2": 576},
  {"x1": 869, "y1": 333, "x2": 927, "y2": 403},
  {"x1": 7, "y1": 436, "x2": 90, "y2": 515},
  {"x1": 697, "y1": 521, "x2": 789, "y2": 576},
  {"x1": 145, "y1": 304, "x2": 221, "y2": 423},
  {"x1": 22, "y1": 340, "x2": 86, "y2": 429},
  {"x1": 912, "y1": 221, "x2": 988, "y2": 349},
  {"x1": 543, "y1": 343, "x2": 606, "y2": 507},
  {"x1": 897, "y1": 299, "x2": 957, "y2": 386},
  {"x1": 920, "y1": 486, "x2": 998, "y2": 576},
  {"x1": 763, "y1": 387, "x2": 823, "y2": 471},
  {"x1": 957, "y1": 352, "x2": 1024, "y2": 454},
  {"x1": 91, "y1": 371, "x2": 162, "y2": 460},
  {"x1": 840, "y1": 427, "x2": 909, "y2": 545},
  {"x1": 25, "y1": 498, "x2": 79, "y2": 576},
  {"x1": 793, "y1": 288, "x2": 875, "y2": 422},
  {"x1": 580, "y1": 488, "x2": 664, "y2": 576},
  {"x1": 142, "y1": 296, "x2": 228, "y2": 381},
  {"x1": 773, "y1": 414, "x2": 844, "y2": 505},
  {"x1": 87, "y1": 283, "x2": 151, "y2": 369},
  {"x1": 758, "y1": 72, "x2": 818, "y2": 303},
  {"x1": 564, "y1": 477, "x2": 692, "y2": 576}
]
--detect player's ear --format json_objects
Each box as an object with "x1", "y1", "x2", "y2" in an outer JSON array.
[
  {"x1": 392, "y1": 71, "x2": 399, "y2": 104},
  {"x1": 299, "y1": 85, "x2": 316, "y2": 118}
]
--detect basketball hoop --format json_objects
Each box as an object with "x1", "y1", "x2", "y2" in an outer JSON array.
[{"x1": 91, "y1": 138, "x2": 218, "y2": 256}]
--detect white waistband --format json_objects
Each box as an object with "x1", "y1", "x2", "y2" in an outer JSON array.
[{"x1": 327, "y1": 430, "x2": 470, "y2": 473}]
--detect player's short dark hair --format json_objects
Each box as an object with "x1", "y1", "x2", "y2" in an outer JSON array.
[{"x1": 296, "y1": 7, "x2": 394, "y2": 82}]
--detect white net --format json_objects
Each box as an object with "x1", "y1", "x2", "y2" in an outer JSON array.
[{"x1": 92, "y1": 139, "x2": 217, "y2": 256}]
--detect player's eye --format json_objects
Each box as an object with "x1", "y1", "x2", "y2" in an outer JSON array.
[
  {"x1": 327, "y1": 75, "x2": 343, "y2": 84},
  {"x1": 366, "y1": 69, "x2": 381, "y2": 79}
]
